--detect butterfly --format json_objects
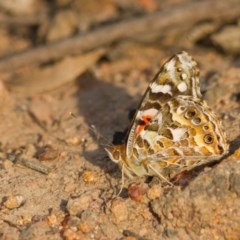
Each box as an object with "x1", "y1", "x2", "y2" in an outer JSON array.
[{"x1": 105, "y1": 51, "x2": 229, "y2": 182}]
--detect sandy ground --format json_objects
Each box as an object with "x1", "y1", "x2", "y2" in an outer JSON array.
[{"x1": 0, "y1": 1, "x2": 240, "y2": 239}]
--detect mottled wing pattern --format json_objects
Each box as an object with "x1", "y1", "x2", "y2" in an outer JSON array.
[
  {"x1": 131, "y1": 96, "x2": 227, "y2": 169},
  {"x1": 126, "y1": 51, "x2": 201, "y2": 158}
]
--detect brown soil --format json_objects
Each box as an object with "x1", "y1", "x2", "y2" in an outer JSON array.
[{"x1": 0, "y1": 1, "x2": 240, "y2": 240}]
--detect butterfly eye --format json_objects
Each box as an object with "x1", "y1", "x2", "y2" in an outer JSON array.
[
  {"x1": 192, "y1": 117, "x2": 201, "y2": 125},
  {"x1": 185, "y1": 109, "x2": 196, "y2": 119},
  {"x1": 204, "y1": 134, "x2": 214, "y2": 144}
]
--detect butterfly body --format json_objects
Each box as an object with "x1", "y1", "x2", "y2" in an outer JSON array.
[{"x1": 105, "y1": 52, "x2": 229, "y2": 180}]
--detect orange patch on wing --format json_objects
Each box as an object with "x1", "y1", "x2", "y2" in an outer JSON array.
[{"x1": 137, "y1": 115, "x2": 153, "y2": 134}]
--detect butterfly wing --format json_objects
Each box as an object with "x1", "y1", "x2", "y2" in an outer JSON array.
[
  {"x1": 131, "y1": 95, "x2": 228, "y2": 170},
  {"x1": 126, "y1": 51, "x2": 202, "y2": 158}
]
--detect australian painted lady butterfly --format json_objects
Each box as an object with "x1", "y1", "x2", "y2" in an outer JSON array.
[{"x1": 105, "y1": 51, "x2": 229, "y2": 182}]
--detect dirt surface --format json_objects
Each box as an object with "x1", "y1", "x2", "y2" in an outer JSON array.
[{"x1": 0, "y1": 1, "x2": 240, "y2": 240}]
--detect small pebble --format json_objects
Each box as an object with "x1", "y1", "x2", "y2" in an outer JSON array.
[
  {"x1": 122, "y1": 237, "x2": 137, "y2": 240},
  {"x1": 63, "y1": 216, "x2": 80, "y2": 232},
  {"x1": 65, "y1": 137, "x2": 81, "y2": 146},
  {"x1": 64, "y1": 183, "x2": 76, "y2": 193},
  {"x1": 37, "y1": 147, "x2": 59, "y2": 161},
  {"x1": 1, "y1": 159, "x2": 13, "y2": 170},
  {"x1": 147, "y1": 184, "x2": 162, "y2": 200},
  {"x1": 3, "y1": 195, "x2": 26, "y2": 209},
  {"x1": 78, "y1": 222, "x2": 91, "y2": 233},
  {"x1": 82, "y1": 171, "x2": 96, "y2": 183},
  {"x1": 17, "y1": 215, "x2": 31, "y2": 226},
  {"x1": 47, "y1": 214, "x2": 57, "y2": 226},
  {"x1": 66, "y1": 195, "x2": 91, "y2": 215},
  {"x1": 110, "y1": 199, "x2": 128, "y2": 223},
  {"x1": 128, "y1": 183, "x2": 148, "y2": 202},
  {"x1": 62, "y1": 228, "x2": 84, "y2": 240}
]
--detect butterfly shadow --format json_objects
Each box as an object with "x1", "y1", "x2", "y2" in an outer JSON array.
[
  {"x1": 228, "y1": 134, "x2": 240, "y2": 155},
  {"x1": 74, "y1": 71, "x2": 139, "y2": 178}
]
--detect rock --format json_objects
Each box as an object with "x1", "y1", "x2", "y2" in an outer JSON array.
[
  {"x1": 82, "y1": 171, "x2": 96, "y2": 183},
  {"x1": 3, "y1": 195, "x2": 26, "y2": 209},
  {"x1": 66, "y1": 195, "x2": 91, "y2": 216},
  {"x1": 147, "y1": 184, "x2": 163, "y2": 200},
  {"x1": 128, "y1": 183, "x2": 148, "y2": 202}
]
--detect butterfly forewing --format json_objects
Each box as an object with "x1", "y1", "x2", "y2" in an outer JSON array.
[{"x1": 126, "y1": 51, "x2": 202, "y2": 158}]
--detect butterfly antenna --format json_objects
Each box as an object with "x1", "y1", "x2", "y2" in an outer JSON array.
[
  {"x1": 89, "y1": 124, "x2": 114, "y2": 148},
  {"x1": 69, "y1": 112, "x2": 113, "y2": 147}
]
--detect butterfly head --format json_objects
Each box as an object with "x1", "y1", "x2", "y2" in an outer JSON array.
[{"x1": 105, "y1": 145, "x2": 136, "y2": 178}]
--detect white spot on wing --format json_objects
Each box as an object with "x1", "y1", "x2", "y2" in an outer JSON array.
[
  {"x1": 169, "y1": 128, "x2": 186, "y2": 141},
  {"x1": 151, "y1": 83, "x2": 172, "y2": 95},
  {"x1": 165, "y1": 58, "x2": 176, "y2": 80},
  {"x1": 157, "y1": 112, "x2": 162, "y2": 124},
  {"x1": 137, "y1": 108, "x2": 158, "y2": 118},
  {"x1": 177, "y1": 82, "x2": 187, "y2": 92},
  {"x1": 181, "y1": 73, "x2": 187, "y2": 80},
  {"x1": 165, "y1": 58, "x2": 176, "y2": 71},
  {"x1": 178, "y1": 52, "x2": 196, "y2": 69}
]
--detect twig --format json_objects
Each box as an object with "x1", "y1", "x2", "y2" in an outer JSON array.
[
  {"x1": 6, "y1": 49, "x2": 105, "y2": 93},
  {"x1": 0, "y1": 12, "x2": 47, "y2": 26},
  {"x1": 18, "y1": 158, "x2": 50, "y2": 174},
  {"x1": 0, "y1": 0, "x2": 239, "y2": 72}
]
